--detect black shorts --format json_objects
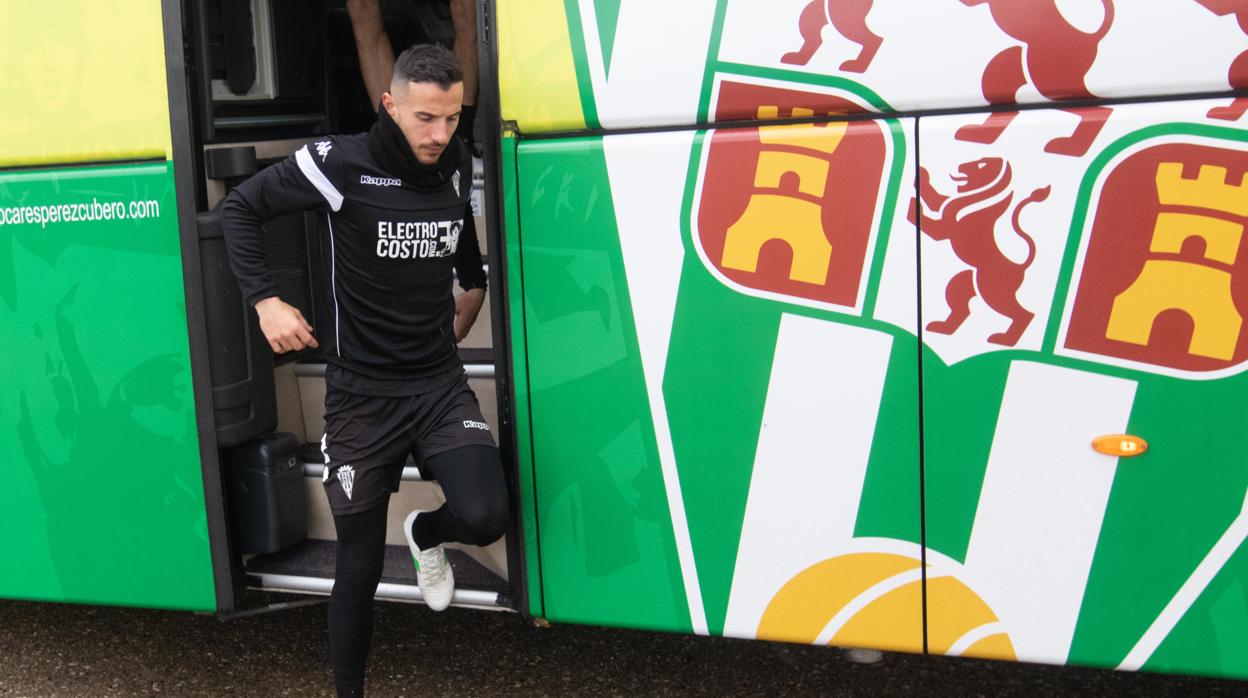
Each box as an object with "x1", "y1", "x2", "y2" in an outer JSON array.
[{"x1": 319, "y1": 371, "x2": 497, "y2": 515}]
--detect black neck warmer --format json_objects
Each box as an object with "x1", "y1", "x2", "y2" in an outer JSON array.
[{"x1": 367, "y1": 106, "x2": 464, "y2": 191}]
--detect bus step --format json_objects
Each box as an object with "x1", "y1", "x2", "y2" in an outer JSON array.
[{"x1": 245, "y1": 539, "x2": 511, "y2": 611}]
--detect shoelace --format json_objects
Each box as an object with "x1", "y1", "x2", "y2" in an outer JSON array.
[{"x1": 419, "y1": 547, "x2": 447, "y2": 585}]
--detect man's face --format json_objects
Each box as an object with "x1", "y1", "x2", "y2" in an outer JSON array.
[{"x1": 382, "y1": 80, "x2": 464, "y2": 165}]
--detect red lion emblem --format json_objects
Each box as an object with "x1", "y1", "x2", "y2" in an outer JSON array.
[
  {"x1": 909, "y1": 158, "x2": 1051, "y2": 346},
  {"x1": 955, "y1": 0, "x2": 1115, "y2": 157},
  {"x1": 1195, "y1": 0, "x2": 1248, "y2": 121},
  {"x1": 781, "y1": 0, "x2": 882, "y2": 73}
]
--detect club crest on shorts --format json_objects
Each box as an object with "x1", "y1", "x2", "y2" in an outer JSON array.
[{"x1": 337, "y1": 465, "x2": 356, "y2": 500}]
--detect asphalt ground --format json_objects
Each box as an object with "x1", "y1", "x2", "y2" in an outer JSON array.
[{"x1": 1, "y1": 592, "x2": 1243, "y2": 697}]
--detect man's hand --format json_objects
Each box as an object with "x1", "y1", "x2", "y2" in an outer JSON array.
[
  {"x1": 453, "y1": 288, "x2": 486, "y2": 342},
  {"x1": 255, "y1": 296, "x2": 319, "y2": 354}
]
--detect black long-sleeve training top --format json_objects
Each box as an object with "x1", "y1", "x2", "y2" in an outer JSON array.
[{"x1": 220, "y1": 133, "x2": 486, "y2": 385}]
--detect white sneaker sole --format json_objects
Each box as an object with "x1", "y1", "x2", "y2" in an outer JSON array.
[{"x1": 403, "y1": 509, "x2": 455, "y2": 611}]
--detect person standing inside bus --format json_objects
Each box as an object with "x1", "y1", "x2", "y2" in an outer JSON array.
[
  {"x1": 219, "y1": 44, "x2": 507, "y2": 698},
  {"x1": 347, "y1": 0, "x2": 480, "y2": 154}
]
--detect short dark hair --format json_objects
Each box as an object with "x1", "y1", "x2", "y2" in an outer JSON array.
[{"x1": 391, "y1": 44, "x2": 463, "y2": 91}]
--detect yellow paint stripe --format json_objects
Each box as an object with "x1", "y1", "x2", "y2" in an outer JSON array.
[
  {"x1": 0, "y1": 2, "x2": 173, "y2": 167},
  {"x1": 963, "y1": 633, "x2": 1018, "y2": 662},
  {"x1": 926, "y1": 576, "x2": 1003, "y2": 654},
  {"x1": 757, "y1": 553, "x2": 921, "y2": 645},
  {"x1": 830, "y1": 579, "x2": 925, "y2": 654},
  {"x1": 496, "y1": 0, "x2": 586, "y2": 133}
]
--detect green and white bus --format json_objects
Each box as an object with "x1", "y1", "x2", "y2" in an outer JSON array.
[{"x1": 4, "y1": 0, "x2": 1248, "y2": 681}]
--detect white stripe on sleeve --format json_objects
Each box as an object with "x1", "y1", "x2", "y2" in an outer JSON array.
[{"x1": 295, "y1": 145, "x2": 344, "y2": 211}]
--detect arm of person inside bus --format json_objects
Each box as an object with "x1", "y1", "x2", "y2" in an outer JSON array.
[
  {"x1": 347, "y1": 0, "x2": 395, "y2": 112},
  {"x1": 220, "y1": 141, "x2": 345, "y2": 353},
  {"x1": 453, "y1": 205, "x2": 487, "y2": 342},
  {"x1": 350, "y1": 0, "x2": 480, "y2": 150}
]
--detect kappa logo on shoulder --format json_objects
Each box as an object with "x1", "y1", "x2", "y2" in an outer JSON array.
[
  {"x1": 361, "y1": 174, "x2": 402, "y2": 187},
  {"x1": 315, "y1": 140, "x2": 333, "y2": 162}
]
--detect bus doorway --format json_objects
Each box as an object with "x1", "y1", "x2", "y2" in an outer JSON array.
[{"x1": 179, "y1": 0, "x2": 521, "y2": 615}]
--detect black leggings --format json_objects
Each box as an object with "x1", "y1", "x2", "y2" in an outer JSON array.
[{"x1": 329, "y1": 444, "x2": 507, "y2": 697}]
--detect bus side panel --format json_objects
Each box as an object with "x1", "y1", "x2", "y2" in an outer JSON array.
[
  {"x1": 0, "y1": 3, "x2": 216, "y2": 611},
  {"x1": 514, "y1": 136, "x2": 694, "y2": 633},
  {"x1": 920, "y1": 99, "x2": 1248, "y2": 679},
  {"x1": 669, "y1": 108, "x2": 922, "y2": 644},
  {"x1": 513, "y1": 109, "x2": 924, "y2": 648}
]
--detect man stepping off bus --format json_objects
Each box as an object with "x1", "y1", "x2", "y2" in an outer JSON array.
[{"x1": 220, "y1": 44, "x2": 507, "y2": 698}]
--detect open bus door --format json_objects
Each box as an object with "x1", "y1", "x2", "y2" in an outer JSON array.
[
  {"x1": 176, "y1": 0, "x2": 524, "y2": 614},
  {"x1": 2, "y1": 0, "x2": 524, "y2": 618}
]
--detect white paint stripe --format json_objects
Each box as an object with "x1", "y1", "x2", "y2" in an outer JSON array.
[
  {"x1": 295, "y1": 145, "x2": 343, "y2": 211},
  {"x1": 813, "y1": 568, "x2": 932, "y2": 646},
  {"x1": 576, "y1": 0, "x2": 718, "y2": 129},
  {"x1": 722, "y1": 316, "x2": 894, "y2": 638},
  {"x1": 326, "y1": 214, "x2": 342, "y2": 355},
  {"x1": 963, "y1": 361, "x2": 1136, "y2": 664},
  {"x1": 606, "y1": 130, "x2": 707, "y2": 634},
  {"x1": 946, "y1": 622, "x2": 1008, "y2": 658},
  {"x1": 1118, "y1": 487, "x2": 1248, "y2": 671}
]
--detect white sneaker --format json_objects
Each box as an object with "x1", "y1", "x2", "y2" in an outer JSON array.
[{"x1": 403, "y1": 509, "x2": 455, "y2": 611}]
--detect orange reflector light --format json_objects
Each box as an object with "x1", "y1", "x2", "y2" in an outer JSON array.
[{"x1": 1092, "y1": 434, "x2": 1148, "y2": 457}]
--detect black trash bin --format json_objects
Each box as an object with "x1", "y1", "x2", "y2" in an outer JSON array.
[{"x1": 225, "y1": 432, "x2": 307, "y2": 554}]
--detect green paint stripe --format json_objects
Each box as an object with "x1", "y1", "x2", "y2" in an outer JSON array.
[
  {"x1": 502, "y1": 134, "x2": 544, "y2": 617},
  {"x1": 561, "y1": 0, "x2": 601, "y2": 130},
  {"x1": 516, "y1": 136, "x2": 691, "y2": 632},
  {"x1": 695, "y1": 0, "x2": 730, "y2": 124},
  {"x1": 854, "y1": 332, "x2": 922, "y2": 545},
  {"x1": 0, "y1": 161, "x2": 171, "y2": 183},
  {"x1": 668, "y1": 130, "x2": 784, "y2": 634},
  {"x1": 604, "y1": 161, "x2": 697, "y2": 633},
  {"x1": 591, "y1": 0, "x2": 621, "y2": 79}
]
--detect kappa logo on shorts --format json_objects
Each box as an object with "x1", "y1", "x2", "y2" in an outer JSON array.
[
  {"x1": 463, "y1": 419, "x2": 490, "y2": 431},
  {"x1": 337, "y1": 465, "x2": 356, "y2": 500}
]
